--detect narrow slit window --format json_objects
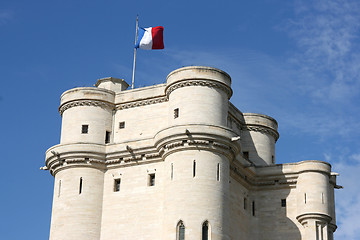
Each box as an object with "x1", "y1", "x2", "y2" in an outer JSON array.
[
  {"x1": 244, "y1": 197, "x2": 247, "y2": 210},
  {"x1": 281, "y1": 199, "x2": 286, "y2": 207},
  {"x1": 177, "y1": 221, "x2": 185, "y2": 240},
  {"x1": 105, "y1": 131, "x2": 111, "y2": 144},
  {"x1": 304, "y1": 193, "x2": 307, "y2": 204},
  {"x1": 148, "y1": 174, "x2": 155, "y2": 186},
  {"x1": 79, "y1": 177, "x2": 83, "y2": 194},
  {"x1": 119, "y1": 121, "x2": 125, "y2": 129},
  {"x1": 193, "y1": 160, "x2": 196, "y2": 177},
  {"x1": 171, "y1": 163, "x2": 174, "y2": 180},
  {"x1": 322, "y1": 193, "x2": 324, "y2": 204},
  {"x1": 252, "y1": 201, "x2": 255, "y2": 216},
  {"x1": 216, "y1": 163, "x2": 220, "y2": 181},
  {"x1": 81, "y1": 125, "x2": 88, "y2": 134},
  {"x1": 202, "y1": 221, "x2": 209, "y2": 240},
  {"x1": 272, "y1": 155, "x2": 275, "y2": 164},
  {"x1": 58, "y1": 180, "x2": 61, "y2": 197},
  {"x1": 114, "y1": 179, "x2": 121, "y2": 192},
  {"x1": 174, "y1": 108, "x2": 179, "y2": 119}
]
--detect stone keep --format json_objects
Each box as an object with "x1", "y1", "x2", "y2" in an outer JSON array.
[{"x1": 45, "y1": 66, "x2": 339, "y2": 240}]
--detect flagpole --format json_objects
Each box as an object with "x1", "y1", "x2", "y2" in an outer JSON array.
[{"x1": 131, "y1": 15, "x2": 139, "y2": 89}]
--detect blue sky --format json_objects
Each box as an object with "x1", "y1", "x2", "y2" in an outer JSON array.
[{"x1": 1, "y1": 0, "x2": 359, "y2": 239}]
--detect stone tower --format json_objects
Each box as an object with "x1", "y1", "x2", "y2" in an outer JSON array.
[{"x1": 44, "y1": 66, "x2": 339, "y2": 240}]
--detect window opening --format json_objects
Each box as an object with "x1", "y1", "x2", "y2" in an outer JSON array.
[
  {"x1": 216, "y1": 163, "x2": 220, "y2": 181},
  {"x1": 119, "y1": 121, "x2": 125, "y2": 129},
  {"x1": 193, "y1": 160, "x2": 196, "y2": 177},
  {"x1": 174, "y1": 108, "x2": 179, "y2": 119},
  {"x1": 272, "y1": 155, "x2": 275, "y2": 164},
  {"x1": 58, "y1": 180, "x2": 61, "y2": 197},
  {"x1": 79, "y1": 177, "x2": 83, "y2": 194},
  {"x1": 244, "y1": 197, "x2": 247, "y2": 210},
  {"x1": 252, "y1": 201, "x2": 255, "y2": 216},
  {"x1": 81, "y1": 125, "x2": 88, "y2": 134},
  {"x1": 114, "y1": 179, "x2": 121, "y2": 192},
  {"x1": 202, "y1": 221, "x2": 209, "y2": 240},
  {"x1": 305, "y1": 193, "x2": 307, "y2": 204},
  {"x1": 281, "y1": 199, "x2": 286, "y2": 207},
  {"x1": 171, "y1": 163, "x2": 174, "y2": 180},
  {"x1": 322, "y1": 192, "x2": 324, "y2": 204},
  {"x1": 105, "y1": 131, "x2": 111, "y2": 144},
  {"x1": 177, "y1": 221, "x2": 185, "y2": 240},
  {"x1": 148, "y1": 174, "x2": 155, "y2": 186},
  {"x1": 243, "y1": 151, "x2": 249, "y2": 160}
]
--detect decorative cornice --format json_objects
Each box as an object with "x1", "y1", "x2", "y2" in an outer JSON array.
[
  {"x1": 243, "y1": 125, "x2": 279, "y2": 141},
  {"x1": 165, "y1": 80, "x2": 232, "y2": 99},
  {"x1": 48, "y1": 157, "x2": 106, "y2": 176},
  {"x1": 296, "y1": 213, "x2": 332, "y2": 225},
  {"x1": 59, "y1": 100, "x2": 114, "y2": 115},
  {"x1": 160, "y1": 138, "x2": 234, "y2": 160},
  {"x1": 116, "y1": 96, "x2": 168, "y2": 110},
  {"x1": 230, "y1": 164, "x2": 298, "y2": 188},
  {"x1": 227, "y1": 114, "x2": 279, "y2": 141}
]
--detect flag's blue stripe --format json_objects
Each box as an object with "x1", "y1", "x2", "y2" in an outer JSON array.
[{"x1": 135, "y1": 28, "x2": 145, "y2": 48}]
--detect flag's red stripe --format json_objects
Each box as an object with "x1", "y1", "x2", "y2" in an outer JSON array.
[{"x1": 151, "y1": 26, "x2": 164, "y2": 49}]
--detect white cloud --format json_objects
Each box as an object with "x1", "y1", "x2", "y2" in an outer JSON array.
[
  {"x1": 0, "y1": 10, "x2": 13, "y2": 26},
  {"x1": 278, "y1": 110, "x2": 360, "y2": 140},
  {"x1": 287, "y1": 0, "x2": 360, "y2": 103},
  {"x1": 331, "y1": 157, "x2": 360, "y2": 239},
  {"x1": 349, "y1": 154, "x2": 360, "y2": 163}
]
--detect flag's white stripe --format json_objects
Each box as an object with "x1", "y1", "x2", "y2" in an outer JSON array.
[{"x1": 139, "y1": 27, "x2": 153, "y2": 50}]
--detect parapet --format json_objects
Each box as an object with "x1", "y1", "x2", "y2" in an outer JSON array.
[
  {"x1": 59, "y1": 87, "x2": 115, "y2": 115},
  {"x1": 243, "y1": 113, "x2": 279, "y2": 141},
  {"x1": 165, "y1": 66, "x2": 233, "y2": 99},
  {"x1": 95, "y1": 77, "x2": 129, "y2": 92}
]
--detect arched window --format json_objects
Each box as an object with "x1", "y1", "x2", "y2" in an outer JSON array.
[
  {"x1": 202, "y1": 221, "x2": 210, "y2": 240},
  {"x1": 177, "y1": 220, "x2": 185, "y2": 240}
]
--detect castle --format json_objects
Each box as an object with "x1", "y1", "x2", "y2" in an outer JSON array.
[{"x1": 44, "y1": 66, "x2": 339, "y2": 240}]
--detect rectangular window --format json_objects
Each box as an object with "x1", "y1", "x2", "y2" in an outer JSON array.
[
  {"x1": 114, "y1": 179, "x2": 121, "y2": 192},
  {"x1": 244, "y1": 197, "x2": 247, "y2": 210},
  {"x1": 105, "y1": 131, "x2": 111, "y2": 144},
  {"x1": 252, "y1": 201, "x2": 255, "y2": 216},
  {"x1": 174, "y1": 108, "x2": 179, "y2": 119},
  {"x1": 148, "y1": 174, "x2": 155, "y2": 186},
  {"x1": 243, "y1": 151, "x2": 249, "y2": 160},
  {"x1": 119, "y1": 121, "x2": 125, "y2": 129},
  {"x1": 281, "y1": 199, "x2": 286, "y2": 207},
  {"x1": 81, "y1": 125, "x2": 88, "y2": 134}
]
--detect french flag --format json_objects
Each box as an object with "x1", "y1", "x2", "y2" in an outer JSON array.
[{"x1": 135, "y1": 26, "x2": 164, "y2": 50}]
